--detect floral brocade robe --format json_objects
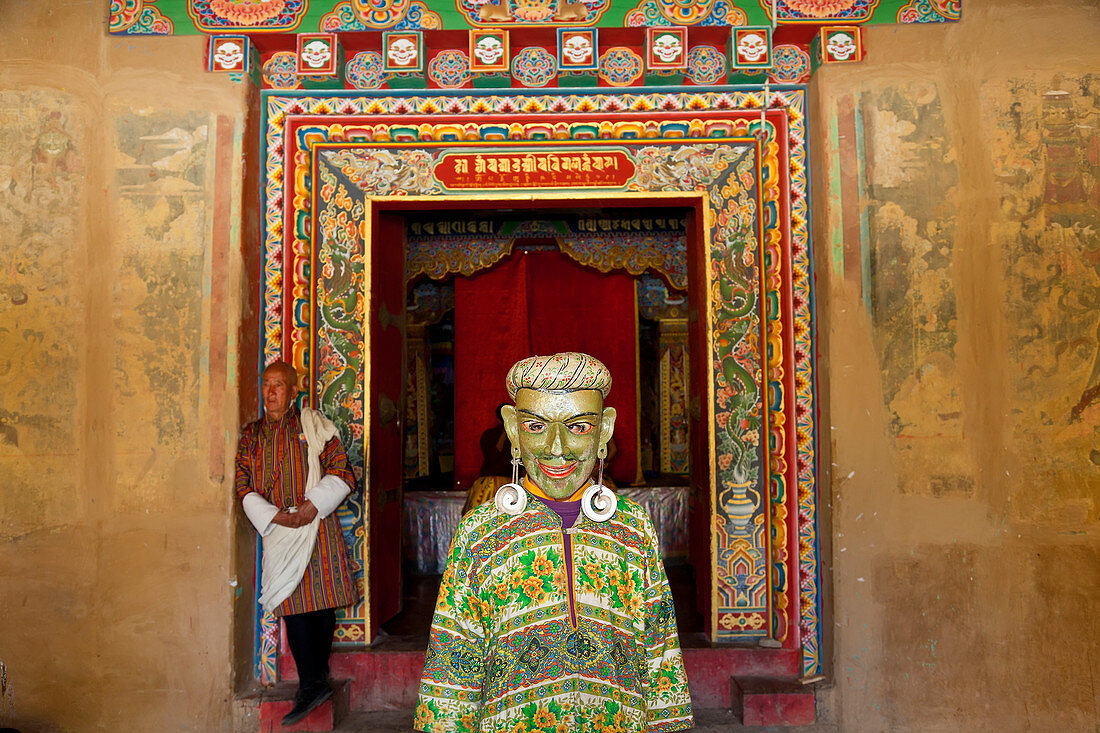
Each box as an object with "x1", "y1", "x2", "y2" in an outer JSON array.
[{"x1": 415, "y1": 496, "x2": 693, "y2": 733}]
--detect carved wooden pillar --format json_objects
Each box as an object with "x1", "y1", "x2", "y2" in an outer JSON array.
[
  {"x1": 658, "y1": 317, "x2": 690, "y2": 474},
  {"x1": 404, "y1": 322, "x2": 431, "y2": 479}
]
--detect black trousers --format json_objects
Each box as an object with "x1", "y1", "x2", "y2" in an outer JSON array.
[{"x1": 283, "y1": 608, "x2": 337, "y2": 691}]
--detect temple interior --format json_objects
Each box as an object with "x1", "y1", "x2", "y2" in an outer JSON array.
[{"x1": 391, "y1": 216, "x2": 702, "y2": 645}]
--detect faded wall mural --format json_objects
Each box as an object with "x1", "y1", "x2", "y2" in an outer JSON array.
[
  {"x1": 112, "y1": 112, "x2": 214, "y2": 511},
  {"x1": 863, "y1": 84, "x2": 969, "y2": 498},
  {"x1": 0, "y1": 91, "x2": 85, "y2": 535},
  {"x1": 827, "y1": 82, "x2": 972, "y2": 498},
  {"x1": 984, "y1": 73, "x2": 1100, "y2": 520},
  {"x1": 0, "y1": 13, "x2": 249, "y2": 726},
  {"x1": 827, "y1": 75, "x2": 1099, "y2": 511},
  {"x1": 816, "y1": 23, "x2": 1100, "y2": 728}
]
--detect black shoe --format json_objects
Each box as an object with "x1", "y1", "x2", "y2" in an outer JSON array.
[{"x1": 280, "y1": 683, "x2": 333, "y2": 727}]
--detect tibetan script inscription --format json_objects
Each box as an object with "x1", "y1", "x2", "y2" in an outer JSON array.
[
  {"x1": 435, "y1": 150, "x2": 635, "y2": 190},
  {"x1": 406, "y1": 214, "x2": 685, "y2": 238}
]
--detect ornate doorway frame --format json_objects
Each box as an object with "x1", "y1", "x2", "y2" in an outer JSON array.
[{"x1": 256, "y1": 85, "x2": 821, "y2": 681}]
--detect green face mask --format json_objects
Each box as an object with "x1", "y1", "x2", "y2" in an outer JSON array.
[{"x1": 502, "y1": 388, "x2": 616, "y2": 500}]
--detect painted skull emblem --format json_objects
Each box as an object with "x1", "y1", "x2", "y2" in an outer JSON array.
[
  {"x1": 826, "y1": 32, "x2": 857, "y2": 61},
  {"x1": 652, "y1": 33, "x2": 683, "y2": 64},
  {"x1": 213, "y1": 41, "x2": 244, "y2": 70},
  {"x1": 474, "y1": 36, "x2": 505, "y2": 66},
  {"x1": 388, "y1": 38, "x2": 418, "y2": 67},
  {"x1": 737, "y1": 33, "x2": 768, "y2": 64},
  {"x1": 562, "y1": 34, "x2": 593, "y2": 64},
  {"x1": 301, "y1": 40, "x2": 332, "y2": 69}
]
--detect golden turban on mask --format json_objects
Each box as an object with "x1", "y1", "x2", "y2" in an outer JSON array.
[{"x1": 506, "y1": 352, "x2": 612, "y2": 400}]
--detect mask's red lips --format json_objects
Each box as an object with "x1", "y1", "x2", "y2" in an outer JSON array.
[{"x1": 538, "y1": 461, "x2": 578, "y2": 479}]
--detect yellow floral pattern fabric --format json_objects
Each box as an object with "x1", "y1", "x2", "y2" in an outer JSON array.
[{"x1": 415, "y1": 496, "x2": 693, "y2": 733}]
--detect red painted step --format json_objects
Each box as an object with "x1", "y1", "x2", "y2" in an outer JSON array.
[
  {"x1": 279, "y1": 651, "x2": 427, "y2": 711},
  {"x1": 731, "y1": 677, "x2": 816, "y2": 727},
  {"x1": 278, "y1": 646, "x2": 803, "y2": 711},
  {"x1": 682, "y1": 648, "x2": 801, "y2": 708},
  {"x1": 257, "y1": 679, "x2": 350, "y2": 732}
]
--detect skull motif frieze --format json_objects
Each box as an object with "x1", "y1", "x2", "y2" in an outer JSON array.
[
  {"x1": 301, "y1": 39, "x2": 333, "y2": 70},
  {"x1": 736, "y1": 33, "x2": 768, "y2": 64},
  {"x1": 825, "y1": 32, "x2": 858, "y2": 62},
  {"x1": 561, "y1": 33, "x2": 594, "y2": 65},
  {"x1": 212, "y1": 40, "x2": 244, "y2": 71},
  {"x1": 388, "y1": 38, "x2": 418, "y2": 67},
  {"x1": 474, "y1": 36, "x2": 506, "y2": 66},
  {"x1": 651, "y1": 32, "x2": 683, "y2": 64}
]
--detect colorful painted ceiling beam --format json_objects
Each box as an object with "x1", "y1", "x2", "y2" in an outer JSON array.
[
  {"x1": 109, "y1": 0, "x2": 961, "y2": 35},
  {"x1": 202, "y1": 25, "x2": 867, "y2": 90}
]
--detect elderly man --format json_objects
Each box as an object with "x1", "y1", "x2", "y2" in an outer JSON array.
[
  {"x1": 416, "y1": 352, "x2": 693, "y2": 733},
  {"x1": 234, "y1": 361, "x2": 358, "y2": 725}
]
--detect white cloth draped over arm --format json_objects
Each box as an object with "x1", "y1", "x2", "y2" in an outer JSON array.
[
  {"x1": 258, "y1": 521, "x2": 322, "y2": 613},
  {"x1": 300, "y1": 407, "x2": 339, "y2": 488},
  {"x1": 304, "y1": 474, "x2": 352, "y2": 519},
  {"x1": 242, "y1": 492, "x2": 280, "y2": 537}
]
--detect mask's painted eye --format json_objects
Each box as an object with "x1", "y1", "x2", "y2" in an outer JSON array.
[
  {"x1": 567, "y1": 422, "x2": 594, "y2": 435},
  {"x1": 522, "y1": 420, "x2": 546, "y2": 433}
]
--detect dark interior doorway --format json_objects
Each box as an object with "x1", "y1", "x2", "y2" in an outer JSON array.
[{"x1": 365, "y1": 197, "x2": 711, "y2": 648}]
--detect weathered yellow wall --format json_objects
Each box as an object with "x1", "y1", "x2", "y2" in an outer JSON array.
[
  {"x1": 0, "y1": 2, "x2": 253, "y2": 730},
  {"x1": 810, "y1": 1, "x2": 1100, "y2": 729},
  {"x1": 2, "y1": 0, "x2": 1098, "y2": 731}
]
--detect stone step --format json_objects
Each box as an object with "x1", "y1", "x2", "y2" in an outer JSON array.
[
  {"x1": 290, "y1": 645, "x2": 801, "y2": 710},
  {"x1": 682, "y1": 647, "x2": 802, "y2": 708},
  {"x1": 732, "y1": 677, "x2": 817, "y2": 727},
  {"x1": 326, "y1": 708, "x2": 838, "y2": 732},
  {"x1": 251, "y1": 679, "x2": 350, "y2": 732}
]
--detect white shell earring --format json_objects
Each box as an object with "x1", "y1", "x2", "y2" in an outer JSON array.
[
  {"x1": 581, "y1": 445, "x2": 616, "y2": 523},
  {"x1": 494, "y1": 451, "x2": 527, "y2": 516},
  {"x1": 581, "y1": 483, "x2": 616, "y2": 522}
]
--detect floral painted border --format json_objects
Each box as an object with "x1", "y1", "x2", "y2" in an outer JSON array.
[{"x1": 260, "y1": 86, "x2": 820, "y2": 676}]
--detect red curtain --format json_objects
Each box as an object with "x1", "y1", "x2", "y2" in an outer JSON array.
[{"x1": 454, "y1": 249, "x2": 638, "y2": 490}]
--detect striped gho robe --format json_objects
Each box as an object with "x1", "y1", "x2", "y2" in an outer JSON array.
[{"x1": 234, "y1": 406, "x2": 359, "y2": 616}]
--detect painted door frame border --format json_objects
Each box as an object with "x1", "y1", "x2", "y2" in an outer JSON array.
[{"x1": 254, "y1": 85, "x2": 822, "y2": 681}]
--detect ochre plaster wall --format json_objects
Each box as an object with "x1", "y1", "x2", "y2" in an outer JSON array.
[
  {"x1": 810, "y1": 1, "x2": 1100, "y2": 729},
  {"x1": 0, "y1": 3, "x2": 256, "y2": 730}
]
